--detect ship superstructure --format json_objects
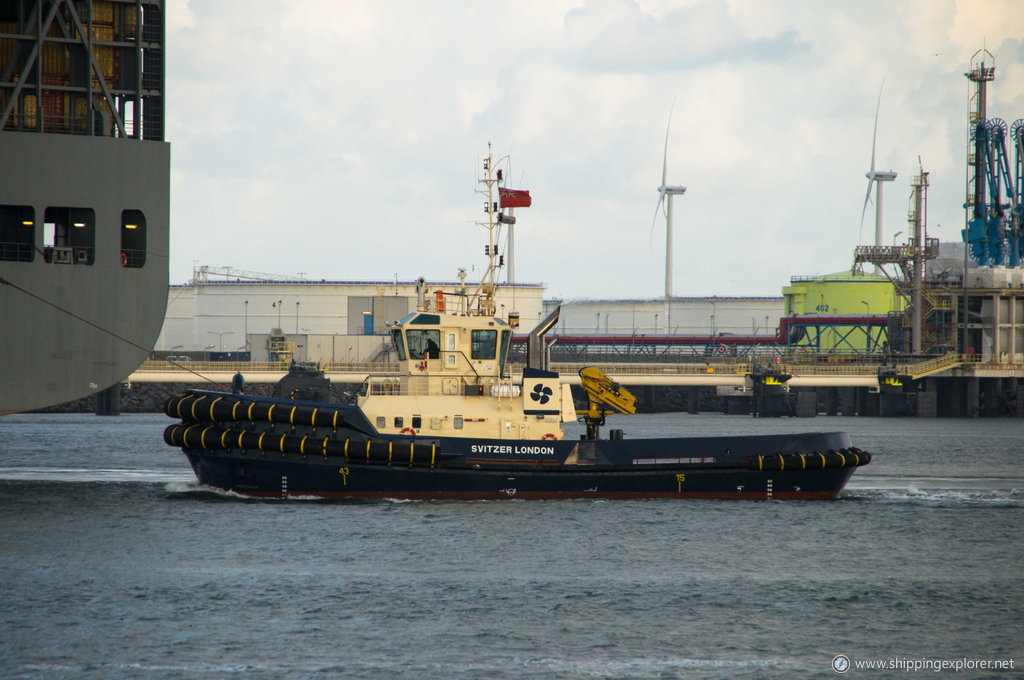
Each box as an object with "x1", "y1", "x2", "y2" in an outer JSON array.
[{"x1": 357, "y1": 148, "x2": 571, "y2": 441}]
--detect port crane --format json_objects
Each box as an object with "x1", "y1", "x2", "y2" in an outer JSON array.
[
  {"x1": 191, "y1": 265, "x2": 306, "y2": 284},
  {"x1": 964, "y1": 118, "x2": 1024, "y2": 267},
  {"x1": 1010, "y1": 120, "x2": 1024, "y2": 265}
]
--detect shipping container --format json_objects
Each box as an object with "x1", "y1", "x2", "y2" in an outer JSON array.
[
  {"x1": 92, "y1": 1, "x2": 115, "y2": 26},
  {"x1": 0, "y1": 22, "x2": 17, "y2": 69},
  {"x1": 94, "y1": 45, "x2": 115, "y2": 80},
  {"x1": 23, "y1": 93, "x2": 36, "y2": 128},
  {"x1": 73, "y1": 96, "x2": 88, "y2": 132},
  {"x1": 41, "y1": 42, "x2": 68, "y2": 75},
  {"x1": 91, "y1": 23, "x2": 114, "y2": 42},
  {"x1": 40, "y1": 73, "x2": 68, "y2": 131},
  {"x1": 121, "y1": 5, "x2": 137, "y2": 39}
]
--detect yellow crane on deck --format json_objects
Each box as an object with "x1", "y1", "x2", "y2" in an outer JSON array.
[{"x1": 577, "y1": 367, "x2": 637, "y2": 440}]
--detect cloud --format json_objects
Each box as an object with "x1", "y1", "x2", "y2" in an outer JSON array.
[
  {"x1": 166, "y1": 0, "x2": 195, "y2": 31},
  {"x1": 562, "y1": 0, "x2": 808, "y2": 72},
  {"x1": 163, "y1": 1, "x2": 1024, "y2": 300}
]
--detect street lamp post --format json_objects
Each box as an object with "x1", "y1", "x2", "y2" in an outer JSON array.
[
  {"x1": 861, "y1": 301, "x2": 871, "y2": 352},
  {"x1": 207, "y1": 330, "x2": 234, "y2": 349}
]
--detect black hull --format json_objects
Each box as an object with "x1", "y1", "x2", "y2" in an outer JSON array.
[
  {"x1": 164, "y1": 391, "x2": 868, "y2": 501},
  {"x1": 183, "y1": 448, "x2": 858, "y2": 501}
]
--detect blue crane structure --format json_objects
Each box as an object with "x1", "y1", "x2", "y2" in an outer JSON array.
[
  {"x1": 1012, "y1": 119, "x2": 1024, "y2": 265},
  {"x1": 964, "y1": 117, "x2": 1024, "y2": 267}
]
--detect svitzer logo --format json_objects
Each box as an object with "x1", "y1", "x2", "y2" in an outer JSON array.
[{"x1": 530, "y1": 383, "x2": 553, "y2": 404}]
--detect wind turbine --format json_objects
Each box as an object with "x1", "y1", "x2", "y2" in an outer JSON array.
[
  {"x1": 651, "y1": 104, "x2": 687, "y2": 298},
  {"x1": 860, "y1": 79, "x2": 898, "y2": 262}
]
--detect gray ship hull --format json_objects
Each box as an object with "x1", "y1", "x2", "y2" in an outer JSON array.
[{"x1": 0, "y1": 131, "x2": 170, "y2": 413}]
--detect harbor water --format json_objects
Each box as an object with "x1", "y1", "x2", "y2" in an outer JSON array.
[{"x1": 0, "y1": 413, "x2": 1021, "y2": 679}]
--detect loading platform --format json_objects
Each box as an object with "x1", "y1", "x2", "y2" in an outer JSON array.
[{"x1": 128, "y1": 353, "x2": 1002, "y2": 388}]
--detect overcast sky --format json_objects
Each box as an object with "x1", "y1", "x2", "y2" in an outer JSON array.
[{"x1": 165, "y1": 0, "x2": 1024, "y2": 300}]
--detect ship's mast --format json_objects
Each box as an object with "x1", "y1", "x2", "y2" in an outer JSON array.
[{"x1": 471, "y1": 143, "x2": 506, "y2": 317}]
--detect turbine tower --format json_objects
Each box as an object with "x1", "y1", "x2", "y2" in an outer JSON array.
[
  {"x1": 861, "y1": 80, "x2": 898, "y2": 262},
  {"x1": 652, "y1": 105, "x2": 687, "y2": 298}
]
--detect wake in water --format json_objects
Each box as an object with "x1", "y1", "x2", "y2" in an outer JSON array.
[
  {"x1": 0, "y1": 467, "x2": 194, "y2": 483},
  {"x1": 845, "y1": 485, "x2": 1024, "y2": 507},
  {"x1": 163, "y1": 481, "x2": 368, "y2": 503},
  {"x1": 167, "y1": 480, "x2": 1024, "y2": 507}
]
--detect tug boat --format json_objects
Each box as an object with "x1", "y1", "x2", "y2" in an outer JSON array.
[{"x1": 163, "y1": 148, "x2": 870, "y2": 500}]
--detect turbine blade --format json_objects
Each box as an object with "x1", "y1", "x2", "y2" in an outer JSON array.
[
  {"x1": 860, "y1": 77, "x2": 885, "y2": 244},
  {"x1": 652, "y1": 98, "x2": 675, "y2": 246},
  {"x1": 661, "y1": 99, "x2": 675, "y2": 188},
  {"x1": 859, "y1": 178, "x2": 874, "y2": 242},
  {"x1": 650, "y1": 191, "x2": 666, "y2": 245},
  {"x1": 869, "y1": 76, "x2": 885, "y2": 173}
]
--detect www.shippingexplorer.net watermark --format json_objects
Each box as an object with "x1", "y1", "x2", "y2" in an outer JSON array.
[{"x1": 831, "y1": 655, "x2": 1016, "y2": 674}]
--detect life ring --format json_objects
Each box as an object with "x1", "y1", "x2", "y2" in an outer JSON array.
[
  {"x1": 400, "y1": 427, "x2": 416, "y2": 436},
  {"x1": 120, "y1": 252, "x2": 127, "y2": 266},
  {"x1": 717, "y1": 344, "x2": 726, "y2": 354},
  {"x1": 774, "y1": 355, "x2": 781, "y2": 365},
  {"x1": 541, "y1": 433, "x2": 557, "y2": 440}
]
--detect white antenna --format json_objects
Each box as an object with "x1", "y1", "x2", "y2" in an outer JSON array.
[
  {"x1": 650, "y1": 101, "x2": 687, "y2": 298},
  {"x1": 860, "y1": 78, "x2": 898, "y2": 268}
]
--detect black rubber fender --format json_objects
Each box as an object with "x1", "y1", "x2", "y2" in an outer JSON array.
[
  {"x1": 164, "y1": 423, "x2": 445, "y2": 468},
  {"x1": 164, "y1": 393, "x2": 348, "y2": 429},
  {"x1": 751, "y1": 448, "x2": 871, "y2": 472}
]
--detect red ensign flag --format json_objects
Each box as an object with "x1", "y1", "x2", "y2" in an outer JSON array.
[{"x1": 499, "y1": 188, "x2": 532, "y2": 208}]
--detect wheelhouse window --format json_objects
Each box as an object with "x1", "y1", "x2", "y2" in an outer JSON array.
[
  {"x1": 499, "y1": 330, "x2": 512, "y2": 374},
  {"x1": 43, "y1": 207, "x2": 94, "y2": 265},
  {"x1": 471, "y1": 329, "x2": 497, "y2": 359},
  {"x1": 446, "y1": 332, "x2": 457, "y2": 367},
  {"x1": 391, "y1": 329, "x2": 407, "y2": 361},
  {"x1": 0, "y1": 205, "x2": 34, "y2": 262},
  {"x1": 120, "y1": 210, "x2": 146, "y2": 268},
  {"x1": 407, "y1": 329, "x2": 440, "y2": 360}
]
